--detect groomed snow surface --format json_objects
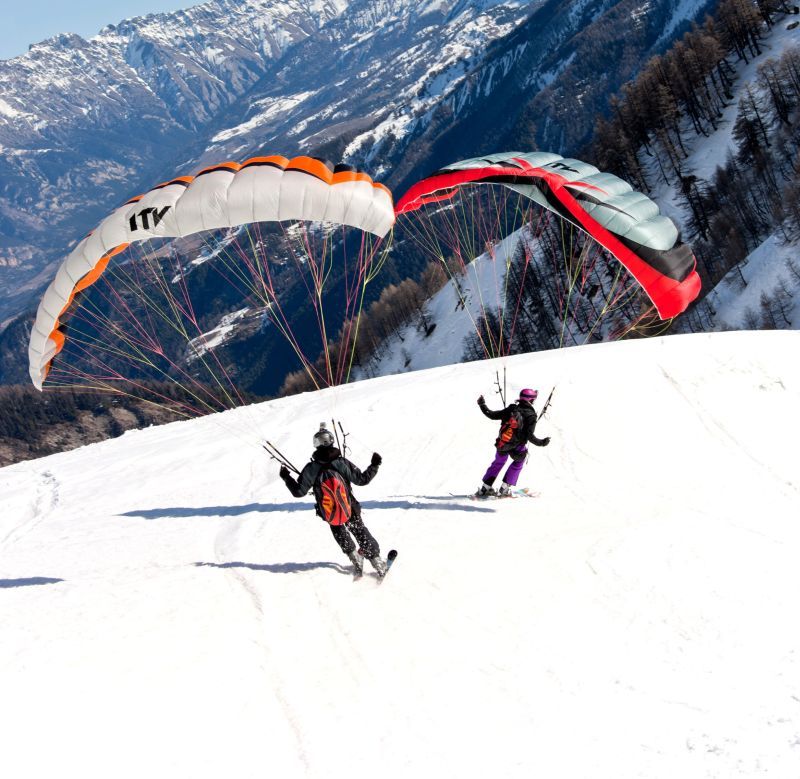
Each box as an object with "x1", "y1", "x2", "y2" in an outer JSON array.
[{"x1": 1, "y1": 331, "x2": 799, "y2": 778}]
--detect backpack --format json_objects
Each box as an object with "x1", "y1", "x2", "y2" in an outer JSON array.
[
  {"x1": 496, "y1": 406, "x2": 526, "y2": 451},
  {"x1": 316, "y1": 467, "x2": 352, "y2": 526}
]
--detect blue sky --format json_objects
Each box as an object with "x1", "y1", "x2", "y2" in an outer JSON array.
[{"x1": 0, "y1": 0, "x2": 195, "y2": 59}]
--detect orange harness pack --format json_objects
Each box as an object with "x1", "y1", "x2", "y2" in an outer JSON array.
[{"x1": 317, "y1": 469, "x2": 352, "y2": 526}]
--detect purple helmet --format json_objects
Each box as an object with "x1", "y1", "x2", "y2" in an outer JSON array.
[{"x1": 519, "y1": 388, "x2": 538, "y2": 403}]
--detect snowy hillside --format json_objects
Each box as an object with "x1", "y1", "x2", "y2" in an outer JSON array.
[
  {"x1": 356, "y1": 231, "x2": 517, "y2": 377},
  {"x1": 700, "y1": 233, "x2": 800, "y2": 329},
  {"x1": 2, "y1": 331, "x2": 799, "y2": 778}
]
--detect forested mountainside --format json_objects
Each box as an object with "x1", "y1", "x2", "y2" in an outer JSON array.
[
  {"x1": 0, "y1": 385, "x2": 181, "y2": 467},
  {"x1": 342, "y1": 3, "x2": 800, "y2": 382},
  {"x1": 589, "y1": 0, "x2": 800, "y2": 334}
]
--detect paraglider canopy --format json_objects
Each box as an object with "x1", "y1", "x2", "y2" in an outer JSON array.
[
  {"x1": 395, "y1": 152, "x2": 701, "y2": 320},
  {"x1": 28, "y1": 155, "x2": 395, "y2": 391}
]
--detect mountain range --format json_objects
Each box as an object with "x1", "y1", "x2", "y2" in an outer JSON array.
[{"x1": 0, "y1": 0, "x2": 712, "y2": 326}]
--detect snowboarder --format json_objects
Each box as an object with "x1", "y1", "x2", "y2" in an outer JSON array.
[
  {"x1": 476, "y1": 388, "x2": 550, "y2": 497},
  {"x1": 278, "y1": 424, "x2": 387, "y2": 577}
]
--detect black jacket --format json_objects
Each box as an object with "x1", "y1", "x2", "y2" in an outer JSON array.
[
  {"x1": 280, "y1": 446, "x2": 379, "y2": 519},
  {"x1": 479, "y1": 399, "x2": 549, "y2": 451}
]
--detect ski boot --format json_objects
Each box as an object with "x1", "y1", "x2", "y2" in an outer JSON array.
[
  {"x1": 475, "y1": 483, "x2": 496, "y2": 499},
  {"x1": 347, "y1": 550, "x2": 364, "y2": 577},
  {"x1": 497, "y1": 483, "x2": 512, "y2": 497},
  {"x1": 368, "y1": 555, "x2": 388, "y2": 578}
]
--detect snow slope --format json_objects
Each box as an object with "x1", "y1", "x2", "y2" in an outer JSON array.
[
  {"x1": 357, "y1": 231, "x2": 518, "y2": 377},
  {"x1": 701, "y1": 233, "x2": 800, "y2": 329},
  {"x1": 1, "y1": 331, "x2": 800, "y2": 778}
]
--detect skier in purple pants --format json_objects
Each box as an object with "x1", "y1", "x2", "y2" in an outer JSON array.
[{"x1": 476, "y1": 388, "x2": 550, "y2": 497}]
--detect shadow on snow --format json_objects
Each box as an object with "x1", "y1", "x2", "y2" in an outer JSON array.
[
  {"x1": 0, "y1": 577, "x2": 63, "y2": 589},
  {"x1": 194, "y1": 560, "x2": 352, "y2": 576},
  {"x1": 120, "y1": 497, "x2": 494, "y2": 520}
]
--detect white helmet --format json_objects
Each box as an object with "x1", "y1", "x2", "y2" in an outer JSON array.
[{"x1": 313, "y1": 423, "x2": 334, "y2": 449}]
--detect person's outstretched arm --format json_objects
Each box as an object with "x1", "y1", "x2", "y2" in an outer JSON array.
[
  {"x1": 478, "y1": 395, "x2": 507, "y2": 421},
  {"x1": 341, "y1": 452, "x2": 381, "y2": 486}
]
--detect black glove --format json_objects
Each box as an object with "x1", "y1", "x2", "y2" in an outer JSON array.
[
  {"x1": 279, "y1": 465, "x2": 290, "y2": 480},
  {"x1": 477, "y1": 395, "x2": 485, "y2": 405},
  {"x1": 541, "y1": 437, "x2": 551, "y2": 447},
  {"x1": 371, "y1": 452, "x2": 382, "y2": 467}
]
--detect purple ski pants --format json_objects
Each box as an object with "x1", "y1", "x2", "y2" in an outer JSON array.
[{"x1": 481, "y1": 445, "x2": 528, "y2": 487}]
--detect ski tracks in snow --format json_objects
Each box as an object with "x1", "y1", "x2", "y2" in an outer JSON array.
[
  {"x1": 204, "y1": 510, "x2": 316, "y2": 772},
  {"x1": 211, "y1": 514, "x2": 268, "y2": 616},
  {"x1": 0, "y1": 469, "x2": 60, "y2": 552},
  {"x1": 209, "y1": 456, "x2": 278, "y2": 616},
  {"x1": 658, "y1": 363, "x2": 799, "y2": 500},
  {"x1": 208, "y1": 500, "x2": 360, "y2": 773}
]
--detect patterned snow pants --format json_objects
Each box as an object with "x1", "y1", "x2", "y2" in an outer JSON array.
[{"x1": 328, "y1": 509, "x2": 380, "y2": 558}]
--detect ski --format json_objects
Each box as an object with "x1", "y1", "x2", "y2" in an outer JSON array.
[
  {"x1": 502, "y1": 487, "x2": 540, "y2": 499},
  {"x1": 453, "y1": 488, "x2": 541, "y2": 501}
]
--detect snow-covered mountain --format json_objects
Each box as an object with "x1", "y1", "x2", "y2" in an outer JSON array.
[
  {"x1": 382, "y1": 0, "x2": 716, "y2": 187},
  {"x1": 2, "y1": 330, "x2": 799, "y2": 778},
  {"x1": 0, "y1": 0, "x2": 716, "y2": 329},
  {"x1": 191, "y1": 0, "x2": 717, "y2": 195},
  {"x1": 0, "y1": 0, "x2": 535, "y2": 324},
  {"x1": 0, "y1": 0, "x2": 350, "y2": 322},
  {"x1": 194, "y1": 0, "x2": 537, "y2": 172}
]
